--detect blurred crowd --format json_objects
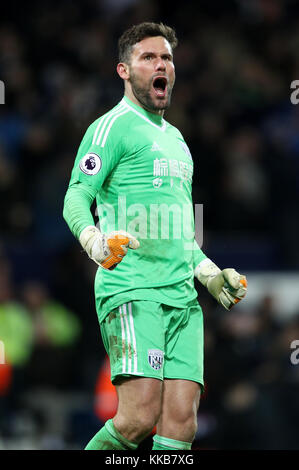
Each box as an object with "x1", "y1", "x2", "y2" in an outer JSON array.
[{"x1": 0, "y1": 0, "x2": 299, "y2": 449}]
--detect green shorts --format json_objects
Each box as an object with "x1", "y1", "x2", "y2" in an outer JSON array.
[{"x1": 100, "y1": 300, "x2": 204, "y2": 390}]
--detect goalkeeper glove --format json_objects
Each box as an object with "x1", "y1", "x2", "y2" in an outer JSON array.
[
  {"x1": 79, "y1": 225, "x2": 140, "y2": 270},
  {"x1": 195, "y1": 258, "x2": 247, "y2": 310}
]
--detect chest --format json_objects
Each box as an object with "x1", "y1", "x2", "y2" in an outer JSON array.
[{"x1": 122, "y1": 125, "x2": 194, "y2": 191}]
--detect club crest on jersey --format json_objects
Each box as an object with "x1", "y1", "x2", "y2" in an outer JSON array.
[
  {"x1": 79, "y1": 153, "x2": 102, "y2": 175},
  {"x1": 180, "y1": 141, "x2": 192, "y2": 160},
  {"x1": 148, "y1": 349, "x2": 164, "y2": 370}
]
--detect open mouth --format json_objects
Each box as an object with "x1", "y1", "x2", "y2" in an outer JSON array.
[{"x1": 153, "y1": 76, "x2": 167, "y2": 97}]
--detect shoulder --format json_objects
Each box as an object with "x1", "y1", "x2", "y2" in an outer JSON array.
[
  {"x1": 163, "y1": 119, "x2": 185, "y2": 141},
  {"x1": 84, "y1": 100, "x2": 133, "y2": 148}
]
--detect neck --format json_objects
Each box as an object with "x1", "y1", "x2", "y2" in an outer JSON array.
[{"x1": 124, "y1": 87, "x2": 165, "y2": 117}]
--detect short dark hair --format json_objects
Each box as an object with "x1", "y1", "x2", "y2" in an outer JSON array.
[{"x1": 118, "y1": 22, "x2": 178, "y2": 64}]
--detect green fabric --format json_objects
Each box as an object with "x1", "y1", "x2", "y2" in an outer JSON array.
[
  {"x1": 85, "y1": 419, "x2": 138, "y2": 450},
  {"x1": 64, "y1": 95, "x2": 207, "y2": 323},
  {"x1": 63, "y1": 182, "x2": 96, "y2": 239},
  {"x1": 193, "y1": 240, "x2": 206, "y2": 270},
  {"x1": 152, "y1": 442, "x2": 166, "y2": 450},
  {"x1": 152, "y1": 434, "x2": 192, "y2": 450},
  {"x1": 97, "y1": 276, "x2": 200, "y2": 322},
  {"x1": 100, "y1": 300, "x2": 204, "y2": 389}
]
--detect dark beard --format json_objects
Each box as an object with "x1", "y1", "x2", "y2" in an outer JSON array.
[{"x1": 129, "y1": 72, "x2": 173, "y2": 112}]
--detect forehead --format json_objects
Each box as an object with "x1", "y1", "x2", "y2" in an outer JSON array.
[{"x1": 131, "y1": 36, "x2": 172, "y2": 57}]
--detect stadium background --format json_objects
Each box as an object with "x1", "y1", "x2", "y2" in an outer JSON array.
[{"x1": 0, "y1": 0, "x2": 299, "y2": 450}]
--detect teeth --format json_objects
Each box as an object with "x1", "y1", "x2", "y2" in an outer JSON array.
[{"x1": 154, "y1": 88, "x2": 165, "y2": 96}]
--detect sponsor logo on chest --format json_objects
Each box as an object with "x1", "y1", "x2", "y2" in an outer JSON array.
[{"x1": 150, "y1": 139, "x2": 193, "y2": 188}]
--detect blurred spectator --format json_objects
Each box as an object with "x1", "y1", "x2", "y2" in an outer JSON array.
[
  {"x1": 21, "y1": 281, "x2": 81, "y2": 390},
  {"x1": 220, "y1": 127, "x2": 270, "y2": 231},
  {"x1": 94, "y1": 355, "x2": 118, "y2": 424},
  {"x1": 0, "y1": 255, "x2": 34, "y2": 437},
  {"x1": 0, "y1": 259, "x2": 34, "y2": 369}
]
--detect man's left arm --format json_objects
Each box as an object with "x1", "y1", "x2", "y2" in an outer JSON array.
[{"x1": 193, "y1": 240, "x2": 247, "y2": 310}]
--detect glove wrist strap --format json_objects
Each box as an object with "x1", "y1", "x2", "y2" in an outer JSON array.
[
  {"x1": 78, "y1": 225, "x2": 104, "y2": 265},
  {"x1": 195, "y1": 258, "x2": 221, "y2": 287}
]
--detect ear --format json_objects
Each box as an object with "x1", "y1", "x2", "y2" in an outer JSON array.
[{"x1": 117, "y1": 62, "x2": 130, "y2": 80}]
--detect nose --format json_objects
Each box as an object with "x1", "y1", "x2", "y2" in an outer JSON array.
[{"x1": 155, "y1": 57, "x2": 166, "y2": 71}]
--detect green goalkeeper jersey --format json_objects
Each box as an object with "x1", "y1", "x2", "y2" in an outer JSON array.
[{"x1": 64, "y1": 96, "x2": 206, "y2": 322}]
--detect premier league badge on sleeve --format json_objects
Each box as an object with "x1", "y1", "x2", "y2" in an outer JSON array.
[
  {"x1": 79, "y1": 153, "x2": 102, "y2": 175},
  {"x1": 148, "y1": 349, "x2": 164, "y2": 370}
]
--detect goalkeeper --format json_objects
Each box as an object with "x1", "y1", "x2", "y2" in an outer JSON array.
[{"x1": 63, "y1": 22, "x2": 247, "y2": 451}]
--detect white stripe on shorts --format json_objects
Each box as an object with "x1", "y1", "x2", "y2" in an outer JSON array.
[
  {"x1": 122, "y1": 303, "x2": 132, "y2": 374},
  {"x1": 119, "y1": 305, "x2": 126, "y2": 374},
  {"x1": 118, "y1": 303, "x2": 143, "y2": 377},
  {"x1": 128, "y1": 302, "x2": 138, "y2": 374}
]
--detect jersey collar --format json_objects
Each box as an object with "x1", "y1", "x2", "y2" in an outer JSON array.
[{"x1": 122, "y1": 96, "x2": 166, "y2": 131}]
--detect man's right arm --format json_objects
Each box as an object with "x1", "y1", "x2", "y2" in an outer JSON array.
[
  {"x1": 63, "y1": 110, "x2": 125, "y2": 240},
  {"x1": 63, "y1": 182, "x2": 139, "y2": 270},
  {"x1": 63, "y1": 113, "x2": 140, "y2": 270},
  {"x1": 63, "y1": 182, "x2": 97, "y2": 240}
]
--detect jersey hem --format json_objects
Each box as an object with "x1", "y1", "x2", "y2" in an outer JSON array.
[
  {"x1": 96, "y1": 288, "x2": 199, "y2": 323},
  {"x1": 97, "y1": 269, "x2": 196, "y2": 289}
]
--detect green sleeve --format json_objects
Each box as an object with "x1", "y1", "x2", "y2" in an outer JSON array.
[
  {"x1": 64, "y1": 108, "x2": 126, "y2": 240},
  {"x1": 68, "y1": 109, "x2": 125, "y2": 192},
  {"x1": 63, "y1": 182, "x2": 97, "y2": 239},
  {"x1": 193, "y1": 239, "x2": 207, "y2": 269}
]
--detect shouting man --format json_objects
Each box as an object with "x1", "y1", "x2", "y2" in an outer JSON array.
[{"x1": 63, "y1": 22, "x2": 247, "y2": 451}]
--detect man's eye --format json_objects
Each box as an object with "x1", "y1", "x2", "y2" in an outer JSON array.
[{"x1": 144, "y1": 55, "x2": 152, "y2": 60}]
